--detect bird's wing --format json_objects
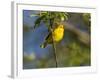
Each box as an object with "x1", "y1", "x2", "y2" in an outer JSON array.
[
  {"x1": 45, "y1": 32, "x2": 51, "y2": 40},
  {"x1": 45, "y1": 32, "x2": 53, "y2": 43}
]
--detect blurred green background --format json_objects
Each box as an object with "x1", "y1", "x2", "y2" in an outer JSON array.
[{"x1": 23, "y1": 10, "x2": 91, "y2": 69}]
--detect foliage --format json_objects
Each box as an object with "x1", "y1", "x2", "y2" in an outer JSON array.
[{"x1": 31, "y1": 11, "x2": 69, "y2": 30}]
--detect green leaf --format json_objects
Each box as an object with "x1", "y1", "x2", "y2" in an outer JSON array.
[
  {"x1": 33, "y1": 15, "x2": 46, "y2": 29},
  {"x1": 30, "y1": 14, "x2": 40, "y2": 17},
  {"x1": 62, "y1": 13, "x2": 69, "y2": 20}
]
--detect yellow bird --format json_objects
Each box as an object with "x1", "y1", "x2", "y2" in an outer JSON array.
[{"x1": 40, "y1": 24, "x2": 64, "y2": 48}]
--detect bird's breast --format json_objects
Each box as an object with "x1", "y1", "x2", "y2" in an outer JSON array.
[{"x1": 53, "y1": 30, "x2": 64, "y2": 42}]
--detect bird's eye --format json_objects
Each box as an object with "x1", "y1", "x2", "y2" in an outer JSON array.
[{"x1": 60, "y1": 25, "x2": 63, "y2": 28}]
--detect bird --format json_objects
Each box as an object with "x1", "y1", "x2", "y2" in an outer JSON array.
[{"x1": 40, "y1": 24, "x2": 64, "y2": 48}]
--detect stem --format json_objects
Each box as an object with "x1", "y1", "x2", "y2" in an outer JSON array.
[
  {"x1": 49, "y1": 12, "x2": 58, "y2": 67},
  {"x1": 52, "y1": 39, "x2": 58, "y2": 67}
]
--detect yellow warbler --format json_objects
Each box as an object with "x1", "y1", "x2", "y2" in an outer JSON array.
[{"x1": 40, "y1": 24, "x2": 64, "y2": 48}]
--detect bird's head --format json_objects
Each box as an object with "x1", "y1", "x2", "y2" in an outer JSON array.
[
  {"x1": 59, "y1": 25, "x2": 64, "y2": 29},
  {"x1": 58, "y1": 25, "x2": 64, "y2": 32}
]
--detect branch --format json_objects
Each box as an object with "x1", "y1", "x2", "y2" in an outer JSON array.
[{"x1": 49, "y1": 12, "x2": 58, "y2": 67}]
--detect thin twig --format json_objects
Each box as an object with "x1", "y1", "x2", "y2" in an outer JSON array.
[{"x1": 49, "y1": 12, "x2": 58, "y2": 67}]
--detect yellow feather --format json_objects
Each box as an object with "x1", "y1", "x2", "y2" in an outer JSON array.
[{"x1": 53, "y1": 25, "x2": 64, "y2": 42}]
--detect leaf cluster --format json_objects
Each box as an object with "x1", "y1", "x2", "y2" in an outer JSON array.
[{"x1": 30, "y1": 11, "x2": 69, "y2": 30}]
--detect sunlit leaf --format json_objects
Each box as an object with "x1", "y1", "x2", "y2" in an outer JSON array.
[{"x1": 30, "y1": 14, "x2": 40, "y2": 17}]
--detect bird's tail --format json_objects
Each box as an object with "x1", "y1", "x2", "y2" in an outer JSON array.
[{"x1": 40, "y1": 42, "x2": 47, "y2": 48}]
